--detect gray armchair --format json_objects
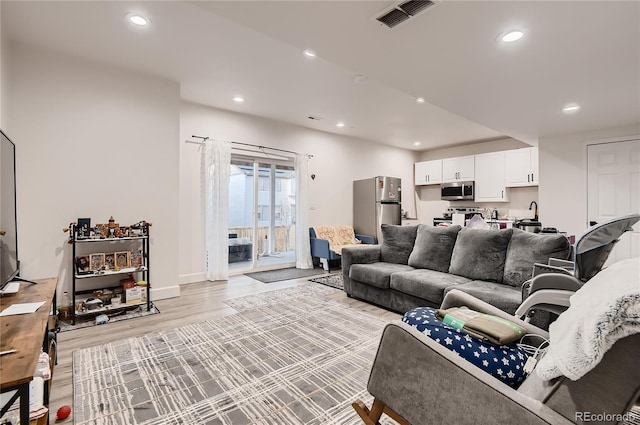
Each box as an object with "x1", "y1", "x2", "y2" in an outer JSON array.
[{"x1": 354, "y1": 289, "x2": 640, "y2": 425}]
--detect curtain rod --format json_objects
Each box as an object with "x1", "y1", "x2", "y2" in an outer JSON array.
[{"x1": 187, "y1": 135, "x2": 313, "y2": 158}]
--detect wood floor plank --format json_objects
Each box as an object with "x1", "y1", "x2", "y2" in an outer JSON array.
[{"x1": 49, "y1": 275, "x2": 399, "y2": 423}]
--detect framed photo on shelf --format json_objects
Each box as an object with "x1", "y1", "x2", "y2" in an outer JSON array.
[
  {"x1": 95, "y1": 224, "x2": 108, "y2": 238},
  {"x1": 115, "y1": 251, "x2": 130, "y2": 269},
  {"x1": 89, "y1": 253, "x2": 105, "y2": 271},
  {"x1": 118, "y1": 226, "x2": 129, "y2": 238},
  {"x1": 130, "y1": 250, "x2": 143, "y2": 268},
  {"x1": 76, "y1": 255, "x2": 91, "y2": 274},
  {"x1": 104, "y1": 253, "x2": 115, "y2": 270},
  {"x1": 77, "y1": 218, "x2": 91, "y2": 239}
]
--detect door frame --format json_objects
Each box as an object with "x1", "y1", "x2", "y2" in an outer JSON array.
[{"x1": 228, "y1": 153, "x2": 296, "y2": 275}]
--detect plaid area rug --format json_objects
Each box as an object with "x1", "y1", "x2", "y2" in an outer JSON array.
[{"x1": 73, "y1": 293, "x2": 395, "y2": 424}]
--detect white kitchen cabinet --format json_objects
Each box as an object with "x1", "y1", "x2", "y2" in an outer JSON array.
[
  {"x1": 505, "y1": 147, "x2": 538, "y2": 187},
  {"x1": 414, "y1": 160, "x2": 442, "y2": 185},
  {"x1": 442, "y1": 155, "x2": 475, "y2": 182},
  {"x1": 474, "y1": 151, "x2": 509, "y2": 202}
]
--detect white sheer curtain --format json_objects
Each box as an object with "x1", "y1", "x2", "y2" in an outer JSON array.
[
  {"x1": 203, "y1": 139, "x2": 231, "y2": 281},
  {"x1": 295, "y1": 153, "x2": 313, "y2": 269}
]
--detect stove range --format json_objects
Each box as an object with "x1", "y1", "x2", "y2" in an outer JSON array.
[{"x1": 434, "y1": 206, "x2": 482, "y2": 226}]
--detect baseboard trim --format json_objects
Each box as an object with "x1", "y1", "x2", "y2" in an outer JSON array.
[
  {"x1": 151, "y1": 285, "x2": 180, "y2": 300},
  {"x1": 179, "y1": 272, "x2": 206, "y2": 285}
]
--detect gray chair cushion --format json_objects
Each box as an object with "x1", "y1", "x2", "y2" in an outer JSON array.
[
  {"x1": 350, "y1": 262, "x2": 415, "y2": 289},
  {"x1": 449, "y1": 228, "x2": 513, "y2": 282},
  {"x1": 503, "y1": 229, "x2": 572, "y2": 287},
  {"x1": 390, "y1": 269, "x2": 470, "y2": 305},
  {"x1": 380, "y1": 224, "x2": 419, "y2": 265},
  {"x1": 408, "y1": 224, "x2": 461, "y2": 272},
  {"x1": 443, "y1": 280, "x2": 522, "y2": 314}
]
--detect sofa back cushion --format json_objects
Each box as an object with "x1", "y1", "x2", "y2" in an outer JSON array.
[
  {"x1": 503, "y1": 229, "x2": 572, "y2": 287},
  {"x1": 408, "y1": 224, "x2": 462, "y2": 272},
  {"x1": 380, "y1": 224, "x2": 419, "y2": 264},
  {"x1": 449, "y1": 228, "x2": 513, "y2": 282}
]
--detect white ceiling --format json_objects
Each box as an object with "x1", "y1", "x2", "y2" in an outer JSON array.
[{"x1": 2, "y1": 1, "x2": 639, "y2": 151}]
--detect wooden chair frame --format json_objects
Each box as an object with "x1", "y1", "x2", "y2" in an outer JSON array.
[{"x1": 352, "y1": 398, "x2": 411, "y2": 425}]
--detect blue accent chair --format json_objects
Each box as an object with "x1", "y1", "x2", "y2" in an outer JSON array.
[{"x1": 309, "y1": 227, "x2": 375, "y2": 271}]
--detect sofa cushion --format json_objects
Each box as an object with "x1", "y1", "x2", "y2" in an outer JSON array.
[
  {"x1": 503, "y1": 229, "x2": 571, "y2": 287},
  {"x1": 449, "y1": 228, "x2": 513, "y2": 282},
  {"x1": 390, "y1": 269, "x2": 470, "y2": 306},
  {"x1": 350, "y1": 262, "x2": 415, "y2": 289},
  {"x1": 408, "y1": 224, "x2": 462, "y2": 272},
  {"x1": 443, "y1": 280, "x2": 522, "y2": 315},
  {"x1": 380, "y1": 224, "x2": 419, "y2": 264}
]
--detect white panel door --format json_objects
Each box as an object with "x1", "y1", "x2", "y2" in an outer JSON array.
[{"x1": 587, "y1": 139, "x2": 640, "y2": 264}]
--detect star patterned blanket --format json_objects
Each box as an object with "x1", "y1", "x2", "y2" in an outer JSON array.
[{"x1": 403, "y1": 307, "x2": 528, "y2": 388}]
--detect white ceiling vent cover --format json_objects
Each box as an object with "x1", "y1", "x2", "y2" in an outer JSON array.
[{"x1": 375, "y1": 0, "x2": 437, "y2": 29}]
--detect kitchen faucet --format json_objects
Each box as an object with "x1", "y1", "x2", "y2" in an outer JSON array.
[{"x1": 529, "y1": 201, "x2": 539, "y2": 221}]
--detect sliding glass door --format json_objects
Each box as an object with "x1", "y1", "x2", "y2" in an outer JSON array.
[{"x1": 228, "y1": 156, "x2": 296, "y2": 272}]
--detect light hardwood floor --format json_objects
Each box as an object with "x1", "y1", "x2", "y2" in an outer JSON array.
[{"x1": 50, "y1": 274, "x2": 400, "y2": 423}]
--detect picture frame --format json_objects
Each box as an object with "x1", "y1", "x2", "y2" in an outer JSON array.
[
  {"x1": 89, "y1": 253, "x2": 105, "y2": 271},
  {"x1": 75, "y1": 255, "x2": 91, "y2": 274},
  {"x1": 130, "y1": 250, "x2": 143, "y2": 268},
  {"x1": 95, "y1": 224, "x2": 108, "y2": 238},
  {"x1": 77, "y1": 218, "x2": 91, "y2": 239},
  {"x1": 118, "y1": 226, "x2": 129, "y2": 238},
  {"x1": 115, "y1": 251, "x2": 130, "y2": 269},
  {"x1": 104, "y1": 253, "x2": 115, "y2": 270}
]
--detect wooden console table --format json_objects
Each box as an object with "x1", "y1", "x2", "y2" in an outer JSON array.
[{"x1": 0, "y1": 278, "x2": 58, "y2": 425}]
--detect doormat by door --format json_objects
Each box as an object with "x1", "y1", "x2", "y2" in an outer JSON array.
[
  {"x1": 244, "y1": 267, "x2": 326, "y2": 283},
  {"x1": 58, "y1": 302, "x2": 160, "y2": 332}
]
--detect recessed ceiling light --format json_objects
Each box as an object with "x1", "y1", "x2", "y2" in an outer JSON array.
[
  {"x1": 562, "y1": 104, "x2": 581, "y2": 113},
  {"x1": 336, "y1": 122, "x2": 345, "y2": 128},
  {"x1": 413, "y1": 141, "x2": 422, "y2": 146},
  {"x1": 500, "y1": 30, "x2": 524, "y2": 43},
  {"x1": 128, "y1": 14, "x2": 149, "y2": 26},
  {"x1": 416, "y1": 97, "x2": 425, "y2": 104},
  {"x1": 233, "y1": 96, "x2": 245, "y2": 103},
  {"x1": 303, "y1": 49, "x2": 316, "y2": 58}
]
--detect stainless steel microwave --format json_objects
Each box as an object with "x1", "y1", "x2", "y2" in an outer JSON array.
[{"x1": 441, "y1": 181, "x2": 475, "y2": 201}]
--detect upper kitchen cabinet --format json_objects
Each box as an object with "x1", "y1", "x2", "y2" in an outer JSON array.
[
  {"x1": 505, "y1": 147, "x2": 539, "y2": 187},
  {"x1": 414, "y1": 160, "x2": 443, "y2": 185},
  {"x1": 474, "y1": 151, "x2": 508, "y2": 202},
  {"x1": 442, "y1": 155, "x2": 475, "y2": 182}
]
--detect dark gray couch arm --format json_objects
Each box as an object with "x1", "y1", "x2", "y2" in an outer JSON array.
[
  {"x1": 341, "y1": 245, "x2": 381, "y2": 295},
  {"x1": 367, "y1": 320, "x2": 571, "y2": 425}
]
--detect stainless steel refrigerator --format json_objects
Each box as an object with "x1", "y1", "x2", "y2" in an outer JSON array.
[{"x1": 353, "y1": 176, "x2": 402, "y2": 243}]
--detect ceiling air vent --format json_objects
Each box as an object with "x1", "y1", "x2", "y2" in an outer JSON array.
[{"x1": 375, "y1": 0, "x2": 436, "y2": 29}]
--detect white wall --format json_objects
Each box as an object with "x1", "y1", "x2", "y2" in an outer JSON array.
[
  {"x1": 414, "y1": 138, "x2": 537, "y2": 225},
  {"x1": 179, "y1": 101, "x2": 418, "y2": 283},
  {"x1": 538, "y1": 124, "x2": 640, "y2": 238},
  {"x1": 6, "y1": 41, "x2": 180, "y2": 300},
  {"x1": 0, "y1": 2, "x2": 7, "y2": 128}
]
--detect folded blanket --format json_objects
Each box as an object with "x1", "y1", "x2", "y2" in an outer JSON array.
[
  {"x1": 536, "y1": 258, "x2": 640, "y2": 381},
  {"x1": 436, "y1": 307, "x2": 525, "y2": 345}
]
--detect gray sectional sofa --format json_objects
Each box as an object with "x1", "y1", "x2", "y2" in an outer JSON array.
[{"x1": 341, "y1": 224, "x2": 571, "y2": 318}]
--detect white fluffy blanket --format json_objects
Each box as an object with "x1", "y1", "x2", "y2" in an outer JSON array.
[{"x1": 536, "y1": 257, "x2": 640, "y2": 381}]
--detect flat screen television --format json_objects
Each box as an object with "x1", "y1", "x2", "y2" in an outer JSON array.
[{"x1": 1, "y1": 129, "x2": 19, "y2": 290}]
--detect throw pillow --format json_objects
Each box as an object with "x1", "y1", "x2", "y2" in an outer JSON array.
[
  {"x1": 380, "y1": 224, "x2": 419, "y2": 264},
  {"x1": 503, "y1": 229, "x2": 571, "y2": 287},
  {"x1": 408, "y1": 224, "x2": 461, "y2": 272},
  {"x1": 449, "y1": 228, "x2": 513, "y2": 282}
]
